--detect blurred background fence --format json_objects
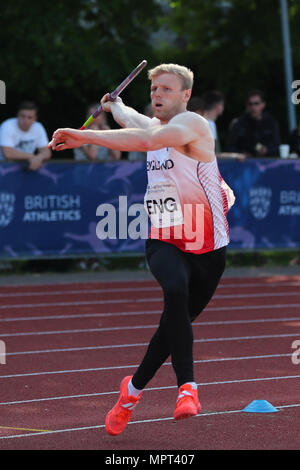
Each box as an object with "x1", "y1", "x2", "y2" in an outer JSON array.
[
  {"x1": 1, "y1": 0, "x2": 300, "y2": 263},
  {"x1": 1, "y1": 158, "x2": 299, "y2": 260}
]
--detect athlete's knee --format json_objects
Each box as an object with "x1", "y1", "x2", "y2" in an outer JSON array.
[{"x1": 163, "y1": 278, "x2": 189, "y2": 301}]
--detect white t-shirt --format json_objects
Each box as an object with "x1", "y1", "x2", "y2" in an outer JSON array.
[
  {"x1": 207, "y1": 119, "x2": 217, "y2": 140},
  {"x1": 0, "y1": 118, "x2": 49, "y2": 160}
]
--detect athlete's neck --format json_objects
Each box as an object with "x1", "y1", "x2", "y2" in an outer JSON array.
[{"x1": 159, "y1": 109, "x2": 188, "y2": 125}]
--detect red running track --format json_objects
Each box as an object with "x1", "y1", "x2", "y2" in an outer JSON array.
[{"x1": 0, "y1": 275, "x2": 300, "y2": 450}]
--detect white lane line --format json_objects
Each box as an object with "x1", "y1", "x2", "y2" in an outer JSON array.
[
  {"x1": 1, "y1": 324, "x2": 155, "y2": 337},
  {"x1": 0, "y1": 310, "x2": 162, "y2": 323},
  {"x1": 1, "y1": 318, "x2": 300, "y2": 338},
  {"x1": 0, "y1": 281, "x2": 299, "y2": 298},
  {"x1": 1, "y1": 291, "x2": 300, "y2": 309},
  {"x1": 0, "y1": 353, "x2": 294, "y2": 402},
  {"x1": 2, "y1": 314, "x2": 300, "y2": 356},
  {"x1": 0, "y1": 298, "x2": 163, "y2": 309},
  {"x1": 0, "y1": 287, "x2": 160, "y2": 298},
  {"x1": 1, "y1": 311, "x2": 300, "y2": 324},
  {"x1": 0, "y1": 410, "x2": 242, "y2": 440},
  {"x1": 1, "y1": 303, "x2": 300, "y2": 324},
  {"x1": 2, "y1": 333, "x2": 300, "y2": 359},
  {"x1": 0, "y1": 304, "x2": 300, "y2": 325},
  {"x1": 0, "y1": 400, "x2": 300, "y2": 440}
]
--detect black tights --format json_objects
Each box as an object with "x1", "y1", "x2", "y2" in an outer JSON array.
[{"x1": 132, "y1": 239, "x2": 226, "y2": 389}]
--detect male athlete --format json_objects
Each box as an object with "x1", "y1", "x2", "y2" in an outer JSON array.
[{"x1": 49, "y1": 63, "x2": 235, "y2": 436}]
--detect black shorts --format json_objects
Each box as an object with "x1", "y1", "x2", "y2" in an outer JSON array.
[
  {"x1": 132, "y1": 239, "x2": 226, "y2": 389},
  {"x1": 146, "y1": 238, "x2": 226, "y2": 321}
]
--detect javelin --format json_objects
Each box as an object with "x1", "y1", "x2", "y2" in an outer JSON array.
[{"x1": 80, "y1": 60, "x2": 148, "y2": 130}]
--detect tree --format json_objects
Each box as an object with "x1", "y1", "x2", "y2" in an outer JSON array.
[
  {"x1": 0, "y1": 0, "x2": 161, "y2": 139},
  {"x1": 155, "y1": 0, "x2": 300, "y2": 140}
]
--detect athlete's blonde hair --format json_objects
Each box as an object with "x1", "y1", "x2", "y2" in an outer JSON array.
[{"x1": 148, "y1": 64, "x2": 194, "y2": 91}]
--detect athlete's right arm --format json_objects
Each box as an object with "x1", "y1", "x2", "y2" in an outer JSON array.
[{"x1": 101, "y1": 94, "x2": 153, "y2": 129}]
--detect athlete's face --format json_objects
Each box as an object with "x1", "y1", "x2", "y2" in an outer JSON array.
[{"x1": 150, "y1": 73, "x2": 191, "y2": 124}]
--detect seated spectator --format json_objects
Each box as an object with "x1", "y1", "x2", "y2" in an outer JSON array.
[
  {"x1": 128, "y1": 103, "x2": 154, "y2": 162},
  {"x1": 187, "y1": 96, "x2": 203, "y2": 114},
  {"x1": 74, "y1": 104, "x2": 121, "y2": 162},
  {"x1": 188, "y1": 91, "x2": 224, "y2": 153},
  {"x1": 0, "y1": 101, "x2": 51, "y2": 170},
  {"x1": 226, "y1": 89, "x2": 280, "y2": 157},
  {"x1": 289, "y1": 121, "x2": 300, "y2": 156}
]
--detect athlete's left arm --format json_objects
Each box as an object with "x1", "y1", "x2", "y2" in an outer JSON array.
[
  {"x1": 48, "y1": 113, "x2": 202, "y2": 152},
  {"x1": 142, "y1": 112, "x2": 203, "y2": 150}
]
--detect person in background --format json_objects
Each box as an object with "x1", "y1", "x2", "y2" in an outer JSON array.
[
  {"x1": 73, "y1": 104, "x2": 121, "y2": 272},
  {"x1": 289, "y1": 120, "x2": 300, "y2": 156},
  {"x1": 226, "y1": 89, "x2": 280, "y2": 158},
  {"x1": 73, "y1": 103, "x2": 121, "y2": 162},
  {"x1": 188, "y1": 93, "x2": 245, "y2": 161},
  {"x1": 128, "y1": 103, "x2": 154, "y2": 162},
  {"x1": 188, "y1": 91, "x2": 224, "y2": 153},
  {"x1": 0, "y1": 101, "x2": 51, "y2": 170}
]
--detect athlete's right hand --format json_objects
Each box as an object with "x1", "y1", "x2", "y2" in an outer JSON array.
[{"x1": 100, "y1": 94, "x2": 122, "y2": 112}]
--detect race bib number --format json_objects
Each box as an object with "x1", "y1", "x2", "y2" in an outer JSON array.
[{"x1": 144, "y1": 181, "x2": 183, "y2": 228}]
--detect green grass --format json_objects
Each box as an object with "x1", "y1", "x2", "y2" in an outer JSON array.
[
  {"x1": 0, "y1": 249, "x2": 299, "y2": 276},
  {"x1": 226, "y1": 250, "x2": 300, "y2": 267}
]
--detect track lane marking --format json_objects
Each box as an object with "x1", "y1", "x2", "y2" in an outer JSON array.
[
  {"x1": 1, "y1": 322, "x2": 300, "y2": 338},
  {"x1": 0, "y1": 281, "x2": 299, "y2": 298},
  {"x1": 0, "y1": 354, "x2": 297, "y2": 403},
  {"x1": 0, "y1": 426, "x2": 51, "y2": 433},
  {"x1": 1, "y1": 402, "x2": 300, "y2": 440},
  {"x1": 1, "y1": 302, "x2": 300, "y2": 325},
  {"x1": 2, "y1": 332, "x2": 300, "y2": 360},
  {"x1": 1, "y1": 311, "x2": 300, "y2": 324},
  {"x1": 0, "y1": 277, "x2": 299, "y2": 442},
  {"x1": 1, "y1": 291, "x2": 300, "y2": 309}
]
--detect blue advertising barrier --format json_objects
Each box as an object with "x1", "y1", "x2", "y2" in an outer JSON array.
[
  {"x1": 221, "y1": 158, "x2": 300, "y2": 250},
  {"x1": 0, "y1": 158, "x2": 300, "y2": 259}
]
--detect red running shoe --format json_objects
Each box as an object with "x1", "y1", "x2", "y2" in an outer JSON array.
[
  {"x1": 105, "y1": 376, "x2": 142, "y2": 436},
  {"x1": 174, "y1": 384, "x2": 202, "y2": 421}
]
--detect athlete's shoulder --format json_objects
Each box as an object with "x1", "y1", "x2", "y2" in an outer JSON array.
[{"x1": 169, "y1": 111, "x2": 210, "y2": 133}]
